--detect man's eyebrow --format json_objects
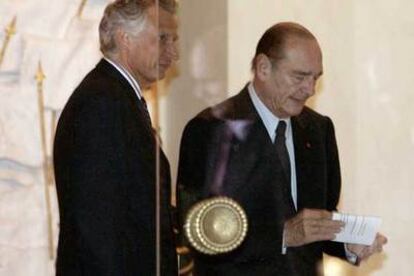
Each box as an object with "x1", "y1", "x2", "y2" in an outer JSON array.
[{"x1": 292, "y1": 70, "x2": 323, "y2": 77}]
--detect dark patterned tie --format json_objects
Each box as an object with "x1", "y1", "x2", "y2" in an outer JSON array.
[{"x1": 274, "y1": 121, "x2": 295, "y2": 216}]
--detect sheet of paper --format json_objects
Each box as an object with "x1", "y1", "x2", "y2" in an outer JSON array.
[{"x1": 332, "y1": 212, "x2": 382, "y2": 245}]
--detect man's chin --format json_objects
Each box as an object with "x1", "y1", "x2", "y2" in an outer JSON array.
[{"x1": 285, "y1": 105, "x2": 305, "y2": 117}]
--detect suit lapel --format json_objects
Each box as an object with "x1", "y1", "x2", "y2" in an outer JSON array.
[
  {"x1": 292, "y1": 113, "x2": 315, "y2": 211},
  {"x1": 224, "y1": 119, "x2": 270, "y2": 193},
  {"x1": 216, "y1": 87, "x2": 274, "y2": 195}
]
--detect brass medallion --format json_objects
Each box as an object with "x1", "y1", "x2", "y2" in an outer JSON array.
[{"x1": 184, "y1": 196, "x2": 248, "y2": 255}]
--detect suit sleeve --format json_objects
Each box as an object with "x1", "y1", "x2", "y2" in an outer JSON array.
[
  {"x1": 326, "y1": 117, "x2": 342, "y2": 210},
  {"x1": 176, "y1": 118, "x2": 211, "y2": 246},
  {"x1": 322, "y1": 117, "x2": 347, "y2": 259},
  {"x1": 67, "y1": 95, "x2": 128, "y2": 274}
]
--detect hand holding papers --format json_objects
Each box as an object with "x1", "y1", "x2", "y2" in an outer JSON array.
[{"x1": 332, "y1": 212, "x2": 382, "y2": 245}]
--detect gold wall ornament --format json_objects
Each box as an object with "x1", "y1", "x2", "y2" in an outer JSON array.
[
  {"x1": 184, "y1": 196, "x2": 248, "y2": 255},
  {"x1": 77, "y1": 0, "x2": 88, "y2": 17},
  {"x1": 0, "y1": 16, "x2": 17, "y2": 68},
  {"x1": 35, "y1": 61, "x2": 55, "y2": 260},
  {"x1": 47, "y1": 108, "x2": 58, "y2": 185}
]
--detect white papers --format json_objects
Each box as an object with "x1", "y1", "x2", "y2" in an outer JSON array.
[{"x1": 332, "y1": 212, "x2": 382, "y2": 245}]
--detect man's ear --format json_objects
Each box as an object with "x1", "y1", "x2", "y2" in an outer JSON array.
[
  {"x1": 115, "y1": 29, "x2": 129, "y2": 48},
  {"x1": 255, "y1": 53, "x2": 273, "y2": 81}
]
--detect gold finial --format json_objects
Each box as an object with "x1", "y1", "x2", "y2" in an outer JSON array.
[
  {"x1": 35, "y1": 61, "x2": 46, "y2": 84},
  {"x1": 77, "y1": 0, "x2": 88, "y2": 17},
  {"x1": 0, "y1": 16, "x2": 17, "y2": 67},
  {"x1": 34, "y1": 59, "x2": 54, "y2": 259},
  {"x1": 5, "y1": 16, "x2": 17, "y2": 36}
]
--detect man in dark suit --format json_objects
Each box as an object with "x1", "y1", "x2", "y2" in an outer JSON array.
[
  {"x1": 177, "y1": 22, "x2": 386, "y2": 275},
  {"x1": 53, "y1": 0, "x2": 179, "y2": 275}
]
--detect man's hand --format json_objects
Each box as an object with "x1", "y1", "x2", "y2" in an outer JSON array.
[
  {"x1": 284, "y1": 208, "x2": 344, "y2": 247},
  {"x1": 346, "y1": 233, "x2": 387, "y2": 263}
]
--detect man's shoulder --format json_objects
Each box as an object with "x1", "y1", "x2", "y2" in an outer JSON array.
[
  {"x1": 298, "y1": 106, "x2": 332, "y2": 124},
  {"x1": 182, "y1": 94, "x2": 240, "y2": 142},
  {"x1": 193, "y1": 87, "x2": 249, "y2": 121},
  {"x1": 76, "y1": 60, "x2": 120, "y2": 93},
  {"x1": 69, "y1": 61, "x2": 128, "y2": 103},
  {"x1": 58, "y1": 63, "x2": 131, "y2": 124},
  {"x1": 296, "y1": 106, "x2": 336, "y2": 137},
  {"x1": 198, "y1": 99, "x2": 234, "y2": 120},
  {"x1": 184, "y1": 106, "x2": 221, "y2": 136}
]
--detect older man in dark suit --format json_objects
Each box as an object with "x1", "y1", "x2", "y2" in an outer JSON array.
[
  {"x1": 177, "y1": 22, "x2": 386, "y2": 275},
  {"x1": 53, "y1": 0, "x2": 178, "y2": 275}
]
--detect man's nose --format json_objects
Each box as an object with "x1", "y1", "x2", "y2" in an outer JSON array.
[
  {"x1": 165, "y1": 41, "x2": 179, "y2": 61},
  {"x1": 302, "y1": 77, "x2": 316, "y2": 97}
]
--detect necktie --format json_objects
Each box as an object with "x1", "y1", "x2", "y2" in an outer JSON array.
[
  {"x1": 275, "y1": 121, "x2": 290, "y2": 183},
  {"x1": 140, "y1": 97, "x2": 153, "y2": 129},
  {"x1": 274, "y1": 121, "x2": 295, "y2": 215}
]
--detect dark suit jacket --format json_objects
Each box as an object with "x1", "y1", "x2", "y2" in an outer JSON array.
[
  {"x1": 54, "y1": 59, "x2": 177, "y2": 276},
  {"x1": 177, "y1": 86, "x2": 346, "y2": 276}
]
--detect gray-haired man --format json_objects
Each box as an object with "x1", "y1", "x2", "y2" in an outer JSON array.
[{"x1": 54, "y1": 1, "x2": 178, "y2": 275}]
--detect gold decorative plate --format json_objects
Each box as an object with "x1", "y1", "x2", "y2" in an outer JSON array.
[{"x1": 184, "y1": 196, "x2": 248, "y2": 255}]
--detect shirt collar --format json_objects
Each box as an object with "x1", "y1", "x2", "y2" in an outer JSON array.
[
  {"x1": 104, "y1": 57, "x2": 142, "y2": 99},
  {"x1": 247, "y1": 82, "x2": 291, "y2": 141}
]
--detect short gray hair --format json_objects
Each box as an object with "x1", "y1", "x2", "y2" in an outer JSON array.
[{"x1": 99, "y1": 0, "x2": 177, "y2": 58}]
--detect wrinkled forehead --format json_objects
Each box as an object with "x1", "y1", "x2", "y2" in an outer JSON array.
[
  {"x1": 276, "y1": 37, "x2": 323, "y2": 75},
  {"x1": 284, "y1": 35, "x2": 321, "y2": 55},
  {"x1": 281, "y1": 36, "x2": 322, "y2": 62}
]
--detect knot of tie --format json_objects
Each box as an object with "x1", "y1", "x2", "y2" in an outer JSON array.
[{"x1": 275, "y1": 120, "x2": 287, "y2": 140}]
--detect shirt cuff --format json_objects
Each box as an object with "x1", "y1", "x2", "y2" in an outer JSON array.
[
  {"x1": 281, "y1": 229, "x2": 287, "y2": 254},
  {"x1": 344, "y1": 244, "x2": 359, "y2": 265}
]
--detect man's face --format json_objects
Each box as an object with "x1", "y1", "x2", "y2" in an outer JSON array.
[
  {"x1": 260, "y1": 37, "x2": 323, "y2": 118},
  {"x1": 125, "y1": 6, "x2": 178, "y2": 88}
]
